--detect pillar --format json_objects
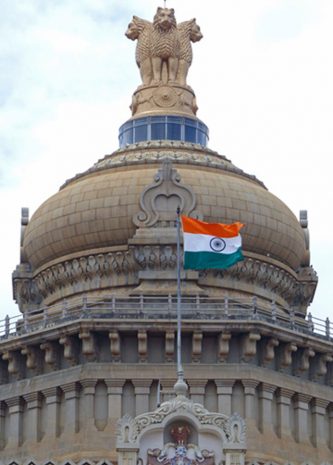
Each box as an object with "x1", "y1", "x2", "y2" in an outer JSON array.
[
  {"x1": 42, "y1": 387, "x2": 60, "y2": 438},
  {"x1": 216, "y1": 380, "x2": 234, "y2": 416},
  {"x1": 276, "y1": 388, "x2": 294, "y2": 439},
  {"x1": 105, "y1": 379, "x2": 123, "y2": 431},
  {"x1": 294, "y1": 393, "x2": 312, "y2": 443},
  {"x1": 258, "y1": 383, "x2": 276, "y2": 434},
  {"x1": 23, "y1": 392, "x2": 42, "y2": 442},
  {"x1": 133, "y1": 379, "x2": 151, "y2": 415},
  {"x1": 311, "y1": 398, "x2": 329, "y2": 446},
  {"x1": 61, "y1": 382, "x2": 79, "y2": 434},
  {"x1": 242, "y1": 380, "x2": 259, "y2": 427},
  {"x1": 80, "y1": 379, "x2": 96, "y2": 429},
  {"x1": 6, "y1": 396, "x2": 23, "y2": 448},
  {"x1": 188, "y1": 380, "x2": 206, "y2": 404},
  {"x1": 0, "y1": 401, "x2": 6, "y2": 449}
]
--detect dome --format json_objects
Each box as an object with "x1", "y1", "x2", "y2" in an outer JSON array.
[
  {"x1": 22, "y1": 142, "x2": 306, "y2": 273},
  {"x1": 13, "y1": 6, "x2": 317, "y2": 315}
]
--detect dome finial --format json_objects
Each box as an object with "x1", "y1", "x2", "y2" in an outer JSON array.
[{"x1": 125, "y1": 7, "x2": 203, "y2": 118}]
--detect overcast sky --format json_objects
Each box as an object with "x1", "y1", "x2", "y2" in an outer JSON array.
[{"x1": 0, "y1": 0, "x2": 333, "y2": 325}]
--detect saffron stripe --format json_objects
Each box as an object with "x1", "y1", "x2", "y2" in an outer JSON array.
[{"x1": 181, "y1": 216, "x2": 243, "y2": 237}]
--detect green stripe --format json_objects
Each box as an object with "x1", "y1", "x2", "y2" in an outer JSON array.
[{"x1": 184, "y1": 249, "x2": 244, "y2": 270}]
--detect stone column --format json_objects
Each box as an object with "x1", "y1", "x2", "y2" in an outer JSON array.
[
  {"x1": 6, "y1": 396, "x2": 23, "y2": 448},
  {"x1": 0, "y1": 401, "x2": 6, "y2": 449},
  {"x1": 216, "y1": 380, "x2": 234, "y2": 416},
  {"x1": 258, "y1": 383, "x2": 276, "y2": 434},
  {"x1": 23, "y1": 392, "x2": 42, "y2": 443},
  {"x1": 311, "y1": 398, "x2": 329, "y2": 447},
  {"x1": 294, "y1": 393, "x2": 312, "y2": 443},
  {"x1": 42, "y1": 387, "x2": 60, "y2": 438},
  {"x1": 276, "y1": 388, "x2": 294, "y2": 439},
  {"x1": 133, "y1": 379, "x2": 151, "y2": 415},
  {"x1": 188, "y1": 380, "x2": 206, "y2": 404},
  {"x1": 61, "y1": 382, "x2": 79, "y2": 434},
  {"x1": 80, "y1": 379, "x2": 96, "y2": 429},
  {"x1": 242, "y1": 380, "x2": 259, "y2": 427},
  {"x1": 329, "y1": 408, "x2": 333, "y2": 451},
  {"x1": 105, "y1": 379, "x2": 123, "y2": 432}
]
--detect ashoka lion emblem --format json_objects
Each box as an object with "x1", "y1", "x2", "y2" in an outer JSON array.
[{"x1": 147, "y1": 424, "x2": 215, "y2": 465}]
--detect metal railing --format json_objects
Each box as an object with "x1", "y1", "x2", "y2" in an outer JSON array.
[{"x1": 0, "y1": 295, "x2": 332, "y2": 341}]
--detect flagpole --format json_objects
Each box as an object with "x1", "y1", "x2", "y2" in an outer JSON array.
[{"x1": 176, "y1": 206, "x2": 184, "y2": 383}]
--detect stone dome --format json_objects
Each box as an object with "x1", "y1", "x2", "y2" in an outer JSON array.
[
  {"x1": 13, "y1": 5, "x2": 317, "y2": 315},
  {"x1": 22, "y1": 142, "x2": 306, "y2": 273}
]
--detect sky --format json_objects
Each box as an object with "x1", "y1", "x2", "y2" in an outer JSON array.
[{"x1": 0, "y1": 0, "x2": 333, "y2": 325}]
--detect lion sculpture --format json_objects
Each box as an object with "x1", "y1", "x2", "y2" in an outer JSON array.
[
  {"x1": 151, "y1": 7, "x2": 180, "y2": 83},
  {"x1": 125, "y1": 16, "x2": 153, "y2": 86},
  {"x1": 125, "y1": 8, "x2": 202, "y2": 87},
  {"x1": 177, "y1": 19, "x2": 203, "y2": 85}
]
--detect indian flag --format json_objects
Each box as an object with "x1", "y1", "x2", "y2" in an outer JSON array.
[{"x1": 181, "y1": 216, "x2": 244, "y2": 270}]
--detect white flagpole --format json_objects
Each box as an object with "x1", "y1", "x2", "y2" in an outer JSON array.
[{"x1": 176, "y1": 206, "x2": 184, "y2": 383}]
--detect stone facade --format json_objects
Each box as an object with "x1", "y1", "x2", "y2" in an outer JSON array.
[{"x1": 1, "y1": 6, "x2": 332, "y2": 465}]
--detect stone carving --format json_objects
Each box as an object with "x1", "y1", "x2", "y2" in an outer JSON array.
[
  {"x1": 117, "y1": 392, "x2": 246, "y2": 447},
  {"x1": 202, "y1": 258, "x2": 317, "y2": 310},
  {"x1": 147, "y1": 424, "x2": 215, "y2": 465},
  {"x1": 126, "y1": 8, "x2": 202, "y2": 86},
  {"x1": 63, "y1": 142, "x2": 265, "y2": 190},
  {"x1": 177, "y1": 19, "x2": 203, "y2": 86},
  {"x1": 126, "y1": 17, "x2": 153, "y2": 86},
  {"x1": 151, "y1": 7, "x2": 180, "y2": 83},
  {"x1": 133, "y1": 245, "x2": 177, "y2": 270},
  {"x1": 133, "y1": 160, "x2": 200, "y2": 228},
  {"x1": 20, "y1": 207, "x2": 29, "y2": 263}
]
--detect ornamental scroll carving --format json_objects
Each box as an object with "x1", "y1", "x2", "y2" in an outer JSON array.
[
  {"x1": 133, "y1": 160, "x2": 201, "y2": 228},
  {"x1": 117, "y1": 395, "x2": 246, "y2": 447}
]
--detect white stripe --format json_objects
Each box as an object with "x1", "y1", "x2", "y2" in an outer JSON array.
[{"x1": 183, "y1": 232, "x2": 242, "y2": 255}]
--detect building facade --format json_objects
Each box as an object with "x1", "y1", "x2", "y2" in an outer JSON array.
[{"x1": 0, "y1": 7, "x2": 332, "y2": 465}]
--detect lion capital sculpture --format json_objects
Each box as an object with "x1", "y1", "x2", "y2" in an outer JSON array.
[{"x1": 126, "y1": 7, "x2": 203, "y2": 87}]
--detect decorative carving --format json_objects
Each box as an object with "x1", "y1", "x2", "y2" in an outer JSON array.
[
  {"x1": 40, "y1": 341, "x2": 58, "y2": 367},
  {"x1": 133, "y1": 160, "x2": 200, "y2": 228},
  {"x1": 21, "y1": 345, "x2": 40, "y2": 371},
  {"x1": 2, "y1": 350, "x2": 19, "y2": 375},
  {"x1": 202, "y1": 258, "x2": 317, "y2": 310},
  {"x1": 165, "y1": 330, "x2": 175, "y2": 362},
  {"x1": 109, "y1": 330, "x2": 121, "y2": 362},
  {"x1": 148, "y1": 424, "x2": 215, "y2": 465},
  {"x1": 218, "y1": 333, "x2": 231, "y2": 362},
  {"x1": 117, "y1": 392, "x2": 246, "y2": 447},
  {"x1": 126, "y1": 16, "x2": 153, "y2": 86},
  {"x1": 133, "y1": 245, "x2": 177, "y2": 270},
  {"x1": 192, "y1": 331, "x2": 203, "y2": 363},
  {"x1": 59, "y1": 335, "x2": 78, "y2": 365},
  {"x1": 280, "y1": 342, "x2": 297, "y2": 368},
  {"x1": 153, "y1": 85, "x2": 178, "y2": 107},
  {"x1": 298, "y1": 347, "x2": 315, "y2": 373},
  {"x1": 299, "y1": 210, "x2": 310, "y2": 266},
  {"x1": 177, "y1": 19, "x2": 203, "y2": 86},
  {"x1": 138, "y1": 330, "x2": 148, "y2": 363},
  {"x1": 241, "y1": 333, "x2": 261, "y2": 362},
  {"x1": 262, "y1": 338, "x2": 279, "y2": 366},
  {"x1": 79, "y1": 330, "x2": 96, "y2": 358},
  {"x1": 315, "y1": 353, "x2": 333, "y2": 378},
  {"x1": 126, "y1": 8, "x2": 202, "y2": 87}
]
